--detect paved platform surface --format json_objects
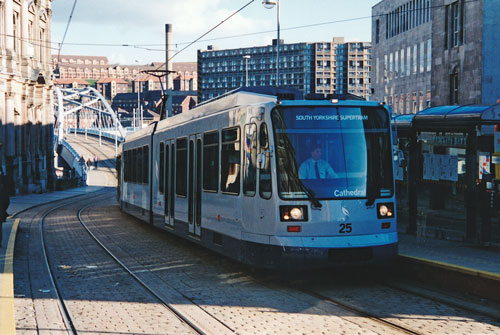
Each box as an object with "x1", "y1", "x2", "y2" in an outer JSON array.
[
  {"x1": 1, "y1": 187, "x2": 499, "y2": 332},
  {"x1": 399, "y1": 233, "x2": 500, "y2": 278}
]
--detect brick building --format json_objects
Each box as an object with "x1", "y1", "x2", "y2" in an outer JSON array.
[
  {"x1": 96, "y1": 78, "x2": 128, "y2": 100},
  {"x1": 52, "y1": 55, "x2": 198, "y2": 88},
  {"x1": 53, "y1": 78, "x2": 91, "y2": 89}
]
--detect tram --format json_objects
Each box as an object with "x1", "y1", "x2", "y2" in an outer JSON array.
[{"x1": 119, "y1": 90, "x2": 398, "y2": 269}]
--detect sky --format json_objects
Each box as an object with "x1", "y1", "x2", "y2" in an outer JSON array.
[{"x1": 51, "y1": 0, "x2": 380, "y2": 65}]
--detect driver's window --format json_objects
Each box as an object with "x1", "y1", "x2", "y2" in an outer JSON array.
[{"x1": 298, "y1": 138, "x2": 338, "y2": 180}]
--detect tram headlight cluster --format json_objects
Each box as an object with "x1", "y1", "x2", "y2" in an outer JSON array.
[
  {"x1": 377, "y1": 202, "x2": 394, "y2": 219},
  {"x1": 280, "y1": 205, "x2": 308, "y2": 222}
]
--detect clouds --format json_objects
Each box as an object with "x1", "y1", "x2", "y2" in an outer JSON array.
[
  {"x1": 52, "y1": 0, "x2": 265, "y2": 38},
  {"x1": 50, "y1": 0, "x2": 379, "y2": 64}
]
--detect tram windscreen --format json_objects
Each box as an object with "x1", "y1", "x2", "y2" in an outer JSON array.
[{"x1": 271, "y1": 106, "x2": 393, "y2": 200}]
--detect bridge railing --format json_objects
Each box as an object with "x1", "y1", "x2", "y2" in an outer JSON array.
[
  {"x1": 67, "y1": 128, "x2": 126, "y2": 143},
  {"x1": 54, "y1": 134, "x2": 89, "y2": 181}
]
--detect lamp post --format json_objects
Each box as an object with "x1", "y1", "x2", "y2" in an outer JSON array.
[
  {"x1": 134, "y1": 60, "x2": 141, "y2": 130},
  {"x1": 243, "y1": 55, "x2": 251, "y2": 86},
  {"x1": 262, "y1": 0, "x2": 279, "y2": 87}
]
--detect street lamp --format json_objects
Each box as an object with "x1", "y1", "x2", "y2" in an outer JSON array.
[
  {"x1": 262, "y1": 0, "x2": 279, "y2": 87},
  {"x1": 243, "y1": 55, "x2": 251, "y2": 86}
]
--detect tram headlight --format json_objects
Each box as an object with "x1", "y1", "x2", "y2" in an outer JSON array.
[
  {"x1": 280, "y1": 205, "x2": 308, "y2": 222},
  {"x1": 377, "y1": 202, "x2": 394, "y2": 219}
]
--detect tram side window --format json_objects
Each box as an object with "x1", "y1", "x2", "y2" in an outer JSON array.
[
  {"x1": 221, "y1": 127, "x2": 240, "y2": 195},
  {"x1": 159, "y1": 142, "x2": 165, "y2": 194},
  {"x1": 132, "y1": 148, "x2": 137, "y2": 183},
  {"x1": 176, "y1": 138, "x2": 187, "y2": 197},
  {"x1": 126, "y1": 150, "x2": 131, "y2": 182},
  {"x1": 259, "y1": 123, "x2": 272, "y2": 199},
  {"x1": 203, "y1": 131, "x2": 219, "y2": 192},
  {"x1": 243, "y1": 123, "x2": 257, "y2": 196},
  {"x1": 165, "y1": 144, "x2": 170, "y2": 215},
  {"x1": 143, "y1": 145, "x2": 149, "y2": 184},
  {"x1": 137, "y1": 147, "x2": 143, "y2": 184},
  {"x1": 124, "y1": 150, "x2": 129, "y2": 182}
]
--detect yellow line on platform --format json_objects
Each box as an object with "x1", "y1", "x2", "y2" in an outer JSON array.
[
  {"x1": 399, "y1": 253, "x2": 500, "y2": 282},
  {"x1": 1, "y1": 218, "x2": 20, "y2": 335}
]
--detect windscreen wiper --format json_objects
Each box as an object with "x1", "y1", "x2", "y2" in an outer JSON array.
[
  {"x1": 365, "y1": 182, "x2": 380, "y2": 206},
  {"x1": 300, "y1": 183, "x2": 322, "y2": 209}
]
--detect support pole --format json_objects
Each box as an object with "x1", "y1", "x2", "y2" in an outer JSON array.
[
  {"x1": 166, "y1": 24, "x2": 173, "y2": 118},
  {"x1": 99, "y1": 110, "x2": 102, "y2": 147}
]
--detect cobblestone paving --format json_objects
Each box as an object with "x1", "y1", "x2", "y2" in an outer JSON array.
[
  {"x1": 15, "y1": 189, "x2": 500, "y2": 335},
  {"x1": 84, "y1": 194, "x2": 500, "y2": 335},
  {"x1": 313, "y1": 282, "x2": 500, "y2": 335},
  {"x1": 14, "y1": 202, "x2": 78, "y2": 335},
  {"x1": 14, "y1": 194, "x2": 199, "y2": 335}
]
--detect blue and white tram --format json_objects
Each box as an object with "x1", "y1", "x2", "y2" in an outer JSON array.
[{"x1": 120, "y1": 91, "x2": 398, "y2": 269}]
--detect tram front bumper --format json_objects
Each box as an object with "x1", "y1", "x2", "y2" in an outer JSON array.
[{"x1": 241, "y1": 232, "x2": 398, "y2": 269}]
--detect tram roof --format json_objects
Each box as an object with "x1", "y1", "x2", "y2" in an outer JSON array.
[{"x1": 392, "y1": 103, "x2": 500, "y2": 132}]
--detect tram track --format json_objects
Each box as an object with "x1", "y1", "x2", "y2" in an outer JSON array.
[
  {"x1": 15, "y1": 192, "x2": 107, "y2": 334},
  {"x1": 76, "y1": 193, "x2": 238, "y2": 335},
  {"x1": 294, "y1": 286, "x2": 424, "y2": 335},
  {"x1": 19, "y1": 187, "x2": 500, "y2": 335},
  {"x1": 16, "y1": 190, "x2": 204, "y2": 335},
  {"x1": 377, "y1": 279, "x2": 500, "y2": 322},
  {"x1": 272, "y1": 270, "x2": 500, "y2": 335},
  {"x1": 79, "y1": 195, "x2": 500, "y2": 335}
]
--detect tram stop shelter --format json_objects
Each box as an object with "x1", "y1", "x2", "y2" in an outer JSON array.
[{"x1": 392, "y1": 103, "x2": 500, "y2": 244}]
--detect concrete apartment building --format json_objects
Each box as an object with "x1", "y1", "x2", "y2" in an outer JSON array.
[
  {"x1": 372, "y1": 0, "x2": 500, "y2": 114},
  {"x1": 1, "y1": 0, "x2": 54, "y2": 194},
  {"x1": 197, "y1": 38, "x2": 371, "y2": 102}
]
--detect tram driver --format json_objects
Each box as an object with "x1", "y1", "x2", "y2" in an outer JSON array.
[{"x1": 299, "y1": 145, "x2": 337, "y2": 179}]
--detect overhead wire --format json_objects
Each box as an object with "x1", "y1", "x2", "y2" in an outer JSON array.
[
  {"x1": 56, "y1": 0, "x2": 78, "y2": 65},
  {"x1": 0, "y1": 0, "x2": 479, "y2": 57},
  {"x1": 151, "y1": 0, "x2": 255, "y2": 72}
]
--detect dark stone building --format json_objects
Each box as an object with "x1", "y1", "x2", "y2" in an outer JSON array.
[{"x1": 372, "y1": 0, "x2": 500, "y2": 114}]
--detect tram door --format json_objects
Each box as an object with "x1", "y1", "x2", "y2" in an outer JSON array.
[
  {"x1": 165, "y1": 140, "x2": 175, "y2": 227},
  {"x1": 188, "y1": 134, "x2": 202, "y2": 236}
]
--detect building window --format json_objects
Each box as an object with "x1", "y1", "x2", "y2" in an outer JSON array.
[
  {"x1": 395, "y1": 51, "x2": 399, "y2": 77},
  {"x1": 420, "y1": 41, "x2": 425, "y2": 73},
  {"x1": 426, "y1": 39, "x2": 432, "y2": 72},
  {"x1": 446, "y1": 1, "x2": 465, "y2": 49},
  {"x1": 413, "y1": 44, "x2": 417, "y2": 74},
  {"x1": 450, "y1": 67, "x2": 459, "y2": 104},
  {"x1": 406, "y1": 47, "x2": 411, "y2": 76},
  {"x1": 376, "y1": 19, "x2": 380, "y2": 44}
]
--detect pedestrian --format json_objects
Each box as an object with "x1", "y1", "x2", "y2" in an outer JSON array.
[
  {"x1": 94, "y1": 156, "x2": 99, "y2": 169},
  {"x1": 0, "y1": 172, "x2": 11, "y2": 248},
  {"x1": 87, "y1": 158, "x2": 92, "y2": 170}
]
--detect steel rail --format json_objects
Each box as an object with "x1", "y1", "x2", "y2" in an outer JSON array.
[
  {"x1": 295, "y1": 286, "x2": 425, "y2": 335},
  {"x1": 76, "y1": 201, "x2": 237, "y2": 335}
]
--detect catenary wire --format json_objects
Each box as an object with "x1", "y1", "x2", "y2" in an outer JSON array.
[{"x1": 56, "y1": 0, "x2": 78, "y2": 64}]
